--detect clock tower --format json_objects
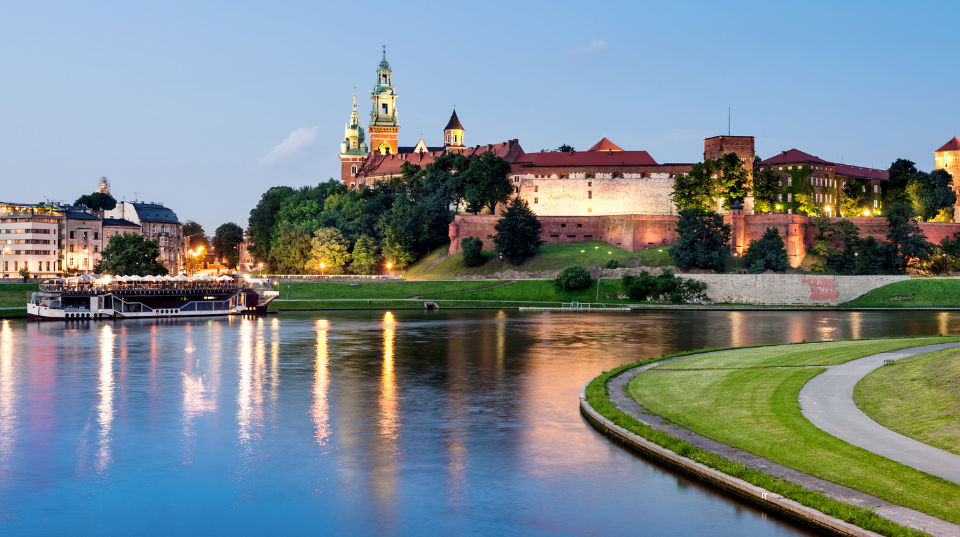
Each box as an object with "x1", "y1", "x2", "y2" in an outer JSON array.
[{"x1": 368, "y1": 49, "x2": 400, "y2": 155}]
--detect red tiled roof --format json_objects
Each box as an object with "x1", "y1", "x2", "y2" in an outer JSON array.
[
  {"x1": 514, "y1": 150, "x2": 658, "y2": 167},
  {"x1": 587, "y1": 137, "x2": 624, "y2": 152},
  {"x1": 936, "y1": 137, "x2": 960, "y2": 152},
  {"x1": 757, "y1": 149, "x2": 833, "y2": 166},
  {"x1": 358, "y1": 140, "x2": 522, "y2": 179},
  {"x1": 834, "y1": 164, "x2": 888, "y2": 181}
]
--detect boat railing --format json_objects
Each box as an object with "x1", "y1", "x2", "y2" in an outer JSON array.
[{"x1": 40, "y1": 282, "x2": 249, "y2": 293}]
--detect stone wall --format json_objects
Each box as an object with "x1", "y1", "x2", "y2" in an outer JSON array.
[
  {"x1": 516, "y1": 176, "x2": 676, "y2": 216},
  {"x1": 685, "y1": 274, "x2": 909, "y2": 305}
]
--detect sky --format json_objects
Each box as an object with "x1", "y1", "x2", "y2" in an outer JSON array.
[{"x1": 2, "y1": 0, "x2": 960, "y2": 233}]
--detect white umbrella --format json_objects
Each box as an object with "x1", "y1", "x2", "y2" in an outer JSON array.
[
  {"x1": 160, "y1": 274, "x2": 174, "y2": 281},
  {"x1": 217, "y1": 275, "x2": 234, "y2": 281},
  {"x1": 127, "y1": 275, "x2": 143, "y2": 281},
  {"x1": 143, "y1": 275, "x2": 159, "y2": 282},
  {"x1": 173, "y1": 274, "x2": 191, "y2": 281}
]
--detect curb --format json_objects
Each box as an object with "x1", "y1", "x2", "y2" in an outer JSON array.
[{"x1": 579, "y1": 381, "x2": 882, "y2": 537}]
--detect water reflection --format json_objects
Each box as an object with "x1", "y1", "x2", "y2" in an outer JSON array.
[
  {"x1": 311, "y1": 319, "x2": 331, "y2": 447},
  {"x1": 236, "y1": 319, "x2": 266, "y2": 446},
  {"x1": 96, "y1": 324, "x2": 114, "y2": 473},
  {"x1": 0, "y1": 321, "x2": 16, "y2": 462},
  {"x1": 379, "y1": 312, "x2": 398, "y2": 439}
]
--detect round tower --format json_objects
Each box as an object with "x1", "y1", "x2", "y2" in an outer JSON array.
[{"x1": 443, "y1": 109, "x2": 464, "y2": 151}]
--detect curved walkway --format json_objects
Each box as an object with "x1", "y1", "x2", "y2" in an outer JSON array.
[{"x1": 799, "y1": 342, "x2": 960, "y2": 486}]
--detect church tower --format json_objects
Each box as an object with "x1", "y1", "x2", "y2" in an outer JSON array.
[
  {"x1": 368, "y1": 50, "x2": 400, "y2": 155},
  {"x1": 339, "y1": 94, "x2": 369, "y2": 187},
  {"x1": 443, "y1": 109, "x2": 464, "y2": 151}
]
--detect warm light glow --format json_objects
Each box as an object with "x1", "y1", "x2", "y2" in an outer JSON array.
[
  {"x1": 863, "y1": 210, "x2": 871, "y2": 216},
  {"x1": 380, "y1": 312, "x2": 397, "y2": 438},
  {"x1": 580, "y1": 250, "x2": 585, "y2": 253},
  {"x1": 386, "y1": 262, "x2": 392, "y2": 269},
  {"x1": 312, "y1": 319, "x2": 330, "y2": 446},
  {"x1": 594, "y1": 246, "x2": 599, "y2": 249},
  {"x1": 320, "y1": 262, "x2": 325, "y2": 269}
]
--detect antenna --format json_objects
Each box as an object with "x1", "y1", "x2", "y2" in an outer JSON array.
[{"x1": 728, "y1": 107, "x2": 731, "y2": 136}]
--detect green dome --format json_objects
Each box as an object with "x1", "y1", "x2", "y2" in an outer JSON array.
[{"x1": 379, "y1": 57, "x2": 390, "y2": 70}]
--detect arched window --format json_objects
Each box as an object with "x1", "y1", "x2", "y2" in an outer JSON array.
[
  {"x1": 613, "y1": 172, "x2": 623, "y2": 178},
  {"x1": 351, "y1": 165, "x2": 358, "y2": 176}
]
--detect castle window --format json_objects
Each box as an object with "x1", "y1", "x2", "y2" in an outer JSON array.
[
  {"x1": 534, "y1": 186, "x2": 538, "y2": 192},
  {"x1": 588, "y1": 181, "x2": 592, "y2": 187},
  {"x1": 534, "y1": 198, "x2": 538, "y2": 204},
  {"x1": 351, "y1": 165, "x2": 358, "y2": 175},
  {"x1": 577, "y1": 224, "x2": 582, "y2": 228},
  {"x1": 588, "y1": 191, "x2": 592, "y2": 199},
  {"x1": 561, "y1": 224, "x2": 566, "y2": 228},
  {"x1": 515, "y1": 187, "x2": 519, "y2": 193}
]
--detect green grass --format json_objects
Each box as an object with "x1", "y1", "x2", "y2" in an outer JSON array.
[
  {"x1": 0, "y1": 284, "x2": 38, "y2": 308},
  {"x1": 627, "y1": 337, "x2": 960, "y2": 526},
  {"x1": 275, "y1": 280, "x2": 502, "y2": 300},
  {"x1": 403, "y1": 242, "x2": 674, "y2": 280},
  {"x1": 585, "y1": 342, "x2": 941, "y2": 537},
  {"x1": 843, "y1": 278, "x2": 960, "y2": 307},
  {"x1": 855, "y1": 347, "x2": 960, "y2": 456}
]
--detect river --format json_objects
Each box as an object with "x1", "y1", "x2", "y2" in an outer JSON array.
[{"x1": 1, "y1": 310, "x2": 957, "y2": 535}]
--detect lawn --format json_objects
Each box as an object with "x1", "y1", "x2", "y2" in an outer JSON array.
[
  {"x1": 855, "y1": 346, "x2": 960, "y2": 456},
  {"x1": 843, "y1": 278, "x2": 960, "y2": 307},
  {"x1": 0, "y1": 284, "x2": 38, "y2": 308},
  {"x1": 275, "y1": 280, "x2": 503, "y2": 300},
  {"x1": 629, "y1": 337, "x2": 960, "y2": 525},
  {"x1": 403, "y1": 242, "x2": 675, "y2": 280}
]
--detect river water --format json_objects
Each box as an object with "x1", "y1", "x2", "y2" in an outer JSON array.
[{"x1": 1, "y1": 310, "x2": 957, "y2": 535}]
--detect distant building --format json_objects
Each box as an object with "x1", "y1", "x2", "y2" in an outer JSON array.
[
  {"x1": 0, "y1": 201, "x2": 62, "y2": 278},
  {"x1": 104, "y1": 202, "x2": 185, "y2": 274},
  {"x1": 934, "y1": 137, "x2": 960, "y2": 221},
  {"x1": 63, "y1": 207, "x2": 104, "y2": 274}
]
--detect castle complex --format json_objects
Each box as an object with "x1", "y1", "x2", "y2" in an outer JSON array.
[{"x1": 337, "y1": 52, "x2": 960, "y2": 264}]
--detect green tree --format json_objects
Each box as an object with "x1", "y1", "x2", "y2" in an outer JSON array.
[
  {"x1": 463, "y1": 150, "x2": 513, "y2": 215},
  {"x1": 742, "y1": 227, "x2": 788, "y2": 273},
  {"x1": 93, "y1": 233, "x2": 168, "y2": 276},
  {"x1": 461, "y1": 236, "x2": 485, "y2": 267},
  {"x1": 309, "y1": 228, "x2": 352, "y2": 274},
  {"x1": 555, "y1": 265, "x2": 591, "y2": 291},
  {"x1": 668, "y1": 208, "x2": 731, "y2": 272},
  {"x1": 752, "y1": 166, "x2": 782, "y2": 214},
  {"x1": 840, "y1": 178, "x2": 871, "y2": 217},
  {"x1": 381, "y1": 224, "x2": 415, "y2": 270},
  {"x1": 182, "y1": 220, "x2": 209, "y2": 251},
  {"x1": 247, "y1": 186, "x2": 295, "y2": 262},
  {"x1": 350, "y1": 235, "x2": 381, "y2": 275},
  {"x1": 492, "y1": 197, "x2": 544, "y2": 265},
  {"x1": 855, "y1": 236, "x2": 893, "y2": 275},
  {"x1": 715, "y1": 153, "x2": 750, "y2": 210},
  {"x1": 908, "y1": 169, "x2": 956, "y2": 221},
  {"x1": 671, "y1": 161, "x2": 716, "y2": 211},
  {"x1": 212, "y1": 222, "x2": 244, "y2": 269},
  {"x1": 885, "y1": 203, "x2": 934, "y2": 273},
  {"x1": 74, "y1": 192, "x2": 117, "y2": 211},
  {"x1": 267, "y1": 221, "x2": 313, "y2": 274},
  {"x1": 825, "y1": 219, "x2": 861, "y2": 274},
  {"x1": 886, "y1": 159, "x2": 916, "y2": 205}
]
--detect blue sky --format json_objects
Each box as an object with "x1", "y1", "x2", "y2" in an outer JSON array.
[{"x1": 2, "y1": 0, "x2": 959, "y2": 231}]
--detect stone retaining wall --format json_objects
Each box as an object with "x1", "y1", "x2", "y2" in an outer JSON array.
[{"x1": 684, "y1": 274, "x2": 910, "y2": 305}]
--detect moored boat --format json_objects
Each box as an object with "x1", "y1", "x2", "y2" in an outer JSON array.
[{"x1": 27, "y1": 273, "x2": 277, "y2": 321}]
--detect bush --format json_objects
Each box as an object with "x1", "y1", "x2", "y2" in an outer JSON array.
[
  {"x1": 605, "y1": 259, "x2": 622, "y2": 269},
  {"x1": 555, "y1": 265, "x2": 592, "y2": 291},
  {"x1": 461, "y1": 236, "x2": 485, "y2": 267},
  {"x1": 669, "y1": 208, "x2": 731, "y2": 272},
  {"x1": 742, "y1": 227, "x2": 788, "y2": 273},
  {"x1": 621, "y1": 269, "x2": 708, "y2": 303}
]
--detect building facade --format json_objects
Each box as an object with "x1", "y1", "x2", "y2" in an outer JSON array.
[
  {"x1": 934, "y1": 137, "x2": 960, "y2": 221},
  {"x1": 104, "y1": 202, "x2": 185, "y2": 274},
  {"x1": 0, "y1": 201, "x2": 62, "y2": 278},
  {"x1": 63, "y1": 208, "x2": 104, "y2": 274}
]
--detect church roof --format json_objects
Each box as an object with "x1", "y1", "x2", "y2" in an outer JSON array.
[
  {"x1": 587, "y1": 137, "x2": 624, "y2": 152},
  {"x1": 357, "y1": 140, "x2": 524, "y2": 179},
  {"x1": 514, "y1": 150, "x2": 658, "y2": 167},
  {"x1": 936, "y1": 137, "x2": 960, "y2": 152},
  {"x1": 444, "y1": 110, "x2": 463, "y2": 131},
  {"x1": 757, "y1": 149, "x2": 833, "y2": 166}
]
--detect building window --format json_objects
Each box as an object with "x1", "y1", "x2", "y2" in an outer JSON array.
[
  {"x1": 69, "y1": 245, "x2": 74, "y2": 252},
  {"x1": 382, "y1": 104, "x2": 388, "y2": 115},
  {"x1": 777, "y1": 194, "x2": 782, "y2": 202},
  {"x1": 587, "y1": 181, "x2": 592, "y2": 187},
  {"x1": 561, "y1": 224, "x2": 566, "y2": 228},
  {"x1": 515, "y1": 187, "x2": 519, "y2": 193},
  {"x1": 874, "y1": 184, "x2": 879, "y2": 193},
  {"x1": 94, "y1": 232, "x2": 99, "y2": 240},
  {"x1": 588, "y1": 191, "x2": 592, "y2": 199},
  {"x1": 787, "y1": 178, "x2": 792, "y2": 186},
  {"x1": 787, "y1": 193, "x2": 792, "y2": 202},
  {"x1": 351, "y1": 165, "x2": 358, "y2": 176},
  {"x1": 46, "y1": 261, "x2": 50, "y2": 271},
  {"x1": 69, "y1": 231, "x2": 75, "y2": 239},
  {"x1": 534, "y1": 198, "x2": 538, "y2": 204},
  {"x1": 874, "y1": 199, "x2": 878, "y2": 208},
  {"x1": 534, "y1": 186, "x2": 538, "y2": 192},
  {"x1": 94, "y1": 245, "x2": 98, "y2": 253}
]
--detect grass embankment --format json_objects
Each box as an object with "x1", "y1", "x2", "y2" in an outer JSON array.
[
  {"x1": 403, "y1": 242, "x2": 674, "y2": 280},
  {"x1": 855, "y1": 346, "x2": 960, "y2": 456},
  {"x1": 623, "y1": 338, "x2": 960, "y2": 527},
  {"x1": 843, "y1": 278, "x2": 960, "y2": 308},
  {"x1": 270, "y1": 279, "x2": 638, "y2": 310},
  {"x1": 0, "y1": 284, "x2": 37, "y2": 316}
]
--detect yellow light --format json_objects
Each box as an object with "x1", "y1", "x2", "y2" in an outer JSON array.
[
  {"x1": 658, "y1": 249, "x2": 662, "y2": 252},
  {"x1": 594, "y1": 246, "x2": 599, "y2": 249},
  {"x1": 863, "y1": 210, "x2": 870, "y2": 216},
  {"x1": 386, "y1": 263, "x2": 392, "y2": 269},
  {"x1": 608, "y1": 251, "x2": 612, "y2": 254},
  {"x1": 320, "y1": 262, "x2": 326, "y2": 269},
  {"x1": 581, "y1": 250, "x2": 585, "y2": 253}
]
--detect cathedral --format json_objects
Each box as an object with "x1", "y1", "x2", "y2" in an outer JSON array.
[{"x1": 338, "y1": 51, "x2": 524, "y2": 190}]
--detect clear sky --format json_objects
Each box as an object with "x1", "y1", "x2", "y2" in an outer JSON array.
[{"x1": 2, "y1": 1, "x2": 959, "y2": 232}]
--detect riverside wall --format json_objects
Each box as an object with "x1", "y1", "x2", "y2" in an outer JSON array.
[
  {"x1": 684, "y1": 274, "x2": 910, "y2": 306},
  {"x1": 449, "y1": 214, "x2": 960, "y2": 267}
]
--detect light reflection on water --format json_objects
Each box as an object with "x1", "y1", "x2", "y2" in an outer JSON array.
[{"x1": 3, "y1": 309, "x2": 958, "y2": 535}]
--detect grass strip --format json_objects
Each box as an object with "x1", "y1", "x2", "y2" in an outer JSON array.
[
  {"x1": 274, "y1": 280, "x2": 504, "y2": 300},
  {"x1": 843, "y1": 278, "x2": 960, "y2": 308},
  {"x1": 585, "y1": 340, "x2": 955, "y2": 537},
  {"x1": 0, "y1": 284, "x2": 39, "y2": 309},
  {"x1": 855, "y1": 347, "x2": 960, "y2": 456}
]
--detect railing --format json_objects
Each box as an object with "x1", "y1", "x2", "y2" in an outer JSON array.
[
  {"x1": 41, "y1": 282, "x2": 248, "y2": 292},
  {"x1": 264, "y1": 274, "x2": 404, "y2": 281}
]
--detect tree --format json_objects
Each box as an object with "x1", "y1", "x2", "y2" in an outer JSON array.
[
  {"x1": 742, "y1": 227, "x2": 789, "y2": 273},
  {"x1": 752, "y1": 166, "x2": 782, "y2": 214},
  {"x1": 463, "y1": 150, "x2": 513, "y2": 215},
  {"x1": 886, "y1": 159, "x2": 916, "y2": 205},
  {"x1": 492, "y1": 197, "x2": 544, "y2": 265},
  {"x1": 669, "y1": 208, "x2": 731, "y2": 272},
  {"x1": 671, "y1": 161, "x2": 716, "y2": 211},
  {"x1": 182, "y1": 221, "x2": 209, "y2": 251},
  {"x1": 825, "y1": 219, "x2": 860, "y2": 274},
  {"x1": 461, "y1": 236, "x2": 485, "y2": 267},
  {"x1": 381, "y1": 224, "x2": 415, "y2": 270},
  {"x1": 247, "y1": 186, "x2": 295, "y2": 262},
  {"x1": 350, "y1": 235, "x2": 381, "y2": 274},
  {"x1": 267, "y1": 222, "x2": 313, "y2": 274},
  {"x1": 855, "y1": 236, "x2": 893, "y2": 275},
  {"x1": 212, "y1": 222, "x2": 244, "y2": 269},
  {"x1": 885, "y1": 203, "x2": 934, "y2": 273},
  {"x1": 908, "y1": 169, "x2": 956, "y2": 221},
  {"x1": 555, "y1": 265, "x2": 591, "y2": 291},
  {"x1": 309, "y1": 228, "x2": 352, "y2": 274},
  {"x1": 93, "y1": 233, "x2": 168, "y2": 276},
  {"x1": 715, "y1": 153, "x2": 750, "y2": 210},
  {"x1": 840, "y1": 178, "x2": 871, "y2": 217},
  {"x1": 74, "y1": 192, "x2": 117, "y2": 211},
  {"x1": 18, "y1": 266, "x2": 31, "y2": 279}
]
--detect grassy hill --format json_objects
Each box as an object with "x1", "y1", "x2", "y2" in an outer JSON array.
[
  {"x1": 842, "y1": 278, "x2": 960, "y2": 307},
  {"x1": 402, "y1": 241, "x2": 675, "y2": 280}
]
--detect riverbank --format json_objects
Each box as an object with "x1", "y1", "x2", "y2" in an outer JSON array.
[{"x1": 584, "y1": 338, "x2": 960, "y2": 536}]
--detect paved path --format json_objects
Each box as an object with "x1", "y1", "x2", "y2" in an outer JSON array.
[{"x1": 799, "y1": 342, "x2": 960, "y2": 486}]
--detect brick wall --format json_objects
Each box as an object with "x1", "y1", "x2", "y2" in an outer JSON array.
[
  {"x1": 517, "y1": 176, "x2": 676, "y2": 216},
  {"x1": 687, "y1": 274, "x2": 909, "y2": 305}
]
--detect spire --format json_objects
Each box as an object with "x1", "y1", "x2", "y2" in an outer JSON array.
[{"x1": 444, "y1": 108, "x2": 465, "y2": 150}]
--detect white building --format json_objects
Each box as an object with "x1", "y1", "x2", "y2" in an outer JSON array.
[
  {"x1": 104, "y1": 201, "x2": 185, "y2": 274},
  {"x1": 0, "y1": 201, "x2": 63, "y2": 279}
]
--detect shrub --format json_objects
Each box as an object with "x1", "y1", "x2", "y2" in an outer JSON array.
[
  {"x1": 461, "y1": 236, "x2": 485, "y2": 267},
  {"x1": 669, "y1": 208, "x2": 731, "y2": 272},
  {"x1": 621, "y1": 269, "x2": 708, "y2": 303},
  {"x1": 605, "y1": 259, "x2": 622, "y2": 269},
  {"x1": 555, "y1": 265, "x2": 592, "y2": 291},
  {"x1": 742, "y1": 227, "x2": 788, "y2": 273}
]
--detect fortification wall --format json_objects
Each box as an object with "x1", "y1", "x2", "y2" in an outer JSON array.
[
  {"x1": 685, "y1": 274, "x2": 909, "y2": 305},
  {"x1": 517, "y1": 177, "x2": 676, "y2": 216}
]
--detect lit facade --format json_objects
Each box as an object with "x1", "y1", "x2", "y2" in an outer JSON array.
[{"x1": 0, "y1": 201, "x2": 63, "y2": 279}]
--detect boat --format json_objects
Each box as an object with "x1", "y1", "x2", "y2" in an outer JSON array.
[{"x1": 27, "y1": 273, "x2": 278, "y2": 321}]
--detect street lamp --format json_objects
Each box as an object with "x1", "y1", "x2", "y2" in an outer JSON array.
[
  {"x1": 320, "y1": 262, "x2": 326, "y2": 277},
  {"x1": 258, "y1": 262, "x2": 263, "y2": 277}
]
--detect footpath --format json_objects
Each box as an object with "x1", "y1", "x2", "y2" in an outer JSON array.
[{"x1": 597, "y1": 349, "x2": 960, "y2": 537}]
